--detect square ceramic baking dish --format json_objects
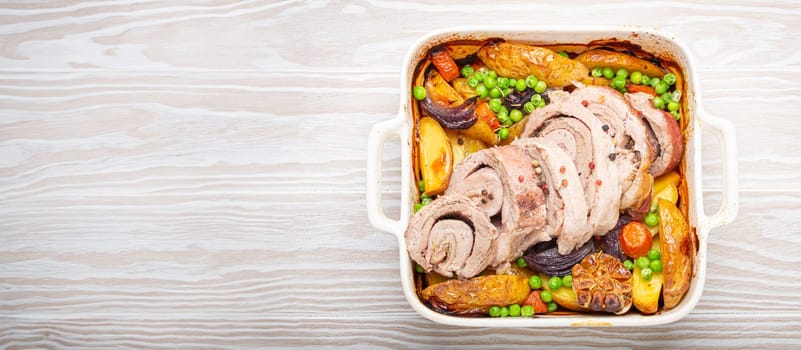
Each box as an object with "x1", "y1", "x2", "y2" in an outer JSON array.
[{"x1": 367, "y1": 26, "x2": 738, "y2": 327}]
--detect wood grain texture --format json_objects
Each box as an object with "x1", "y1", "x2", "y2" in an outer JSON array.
[{"x1": 1, "y1": 0, "x2": 800, "y2": 349}]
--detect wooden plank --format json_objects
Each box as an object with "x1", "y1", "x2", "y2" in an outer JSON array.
[
  {"x1": 0, "y1": 1, "x2": 798, "y2": 71},
  {"x1": 1, "y1": 313, "x2": 800, "y2": 349}
]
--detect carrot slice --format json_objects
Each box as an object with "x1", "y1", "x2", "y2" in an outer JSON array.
[
  {"x1": 626, "y1": 84, "x2": 657, "y2": 96},
  {"x1": 474, "y1": 102, "x2": 501, "y2": 131},
  {"x1": 430, "y1": 49, "x2": 461, "y2": 82}
]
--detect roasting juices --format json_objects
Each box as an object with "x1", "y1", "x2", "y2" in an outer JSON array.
[{"x1": 405, "y1": 38, "x2": 693, "y2": 317}]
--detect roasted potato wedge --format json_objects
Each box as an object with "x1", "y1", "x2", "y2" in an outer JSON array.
[
  {"x1": 421, "y1": 275, "x2": 530, "y2": 314},
  {"x1": 446, "y1": 130, "x2": 487, "y2": 166},
  {"x1": 575, "y1": 49, "x2": 665, "y2": 78},
  {"x1": 654, "y1": 171, "x2": 681, "y2": 194},
  {"x1": 418, "y1": 117, "x2": 453, "y2": 195},
  {"x1": 477, "y1": 42, "x2": 589, "y2": 88},
  {"x1": 461, "y1": 117, "x2": 499, "y2": 146},
  {"x1": 632, "y1": 237, "x2": 664, "y2": 314},
  {"x1": 658, "y1": 198, "x2": 693, "y2": 309},
  {"x1": 541, "y1": 274, "x2": 585, "y2": 311},
  {"x1": 451, "y1": 77, "x2": 477, "y2": 99},
  {"x1": 446, "y1": 44, "x2": 482, "y2": 60}
]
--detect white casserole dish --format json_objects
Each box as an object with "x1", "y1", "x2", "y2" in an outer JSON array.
[{"x1": 366, "y1": 26, "x2": 738, "y2": 327}]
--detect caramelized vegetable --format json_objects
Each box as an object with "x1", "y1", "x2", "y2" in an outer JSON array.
[
  {"x1": 576, "y1": 49, "x2": 665, "y2": 78},
  {"x1": 632, "y1": 237, "x2": 663, "y2": 314},
  {"x1": 654, "y1": 171, "x2": 681, "y2": 194},
  {"x1": 657, "y1": 198, "x2": 693, "y2": 309},
  {"x1": 461, "y1": 117, "x2": 500, "y2": 146},
  {"x1": 541, "y1": 274, "x2": 585, "y2": 311},
  {"x1": 653, "y1": 182, "x2": 679, "y2": 207},
  {"x1": 522, "y1": 290, "x2": 549, "y2": 314},
  {"x1": 418, "y1": 117, "x2": 453, "y2": 195},
  {"x1": 421, "y1": 275, "x2": 530, "y2": 314},
  {"x1": 425, "y1": 70, "x2": 464, "y2": 106},
  {"x1": 420, "y1": 95, "x2": 478, "y2": 130},
  {"x1": 430, "y1": 48, "x2": 460, "y2": 82},
  {"x1": 626, "y1": 83, "x2": 657, "y2": 96},
  {"x1": 451, "y1": 77, "x2": 477, "y2": 99},
  {"x1": 477, "y1": 42, "x2": 590, "y2": 88},
  {"x1": 474, "y1": 102, "x2": 501, "y2": 131},
  {"x1": 620, "y1": 222, "x2": 653, "y2": 258},
  {"x1": 446, "y1": 44, "x2": 482, "y2": 60}
]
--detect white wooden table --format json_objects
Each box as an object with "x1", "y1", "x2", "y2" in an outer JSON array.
[{"x1": 1, "y1": 1, "x2": 800, "y2": 348}]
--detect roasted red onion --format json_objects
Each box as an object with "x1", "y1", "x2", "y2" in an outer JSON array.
[
  {"x1": 420, "y1": 95, "x2": 478, "y2": 129},
  {"x1": 523, "y1": 239, "x2": 595, "y2": 277}
]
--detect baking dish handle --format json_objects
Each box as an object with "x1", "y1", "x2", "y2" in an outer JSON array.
[
  {"x1": 699, "y1": 110, "x2": 739, "y2": 230},
  {"x1": 366, "y1": 113, "x2": 406, "y2": 237}
]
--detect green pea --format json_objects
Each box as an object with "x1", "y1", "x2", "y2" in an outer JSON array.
[
  {"x1": 540, "y1": 290, "x2": 553, "y2": 303},
  {"x1": 641, "y1": 74, "x2": 650, "y2": 85},
  {"x1": 558, "y1": 51, "x2": 569, "y2": 58},
  {"x1": 548, "y1": 276, "x2": 562, "y2": 290},
  {"x1": 662, "y1": 92, "x2": 674, "y2": 103},
  {"x1": 498, "y1": 105, "x2": 510, "y2": 119},
  {"x1": 623, "y1": 259, "x2": 634, "y2": 271},
  {"x1": 645, "y1": 212, "x2": 659, "y2": 227},
  {"x1": 489, "y1": 305, "x2": 501, "y2": 317},
  {"x1": 616, "y1": 68, "x2": 628, "y2": 79},
  {"x1": 592, "y1": 67, "x2": 604, "y2": 77},
  {"x1": 489, "y1": 87, "x2": 502, "y2": 99},
  {"x1": 668, "y1": 101, "x2": 680, "y2": 112},
  {"x1": 528, "y1": 275, "x2": 543, "y2": 289},
  {"x1": 535, "y1": 99, "x2": 546, "y2": 108},
  {"x1": 652, "y1": 96, "x2": 665, "y2": 109},
  {"x1": 602, "y1": 67, "x2": 615, "y2": 79},
  {"x1": 500, "y1": 306, "x2": 509, "y2": 317},
  {"x1": 510, "y1": 109, "x2": 523, "y2": 123},
  {"x1": 413, "y1": 203, "x2": 424, "y2": 213},
  {"x1": 413, "y1": 86, "x2": 426, "y2": 101},
  {"x1": 475, "y1": 85, "x2": 489, "y2": 99},
  {"x1": 663, "y1": 73, "x2": 677, "y2": 85},
  {"x1": 530, "y1": 94, "x2": 544, "y2": 104},
  {"x1": 671, "y1": 90, "x2": 682, "y2": 102},
  {"x1": 523, "y1": 102, "x2": 535, "y2": 114},
  {"x1": 415, "y1": 264, "x2": 424, "y2": 273},
  {"x1": 487, "y1": 70, "x2": 498, "y2": 79},
  {"x1": 650, "y1": 259, "x2": 663, "y2": 273},
  {"x1": 516, "y1": 257, "x2": 527, "y2": 268},
  {"x1": 489, "y1": 98, "x2": 503, "y2": 113},
  {"x1": 655, "y1": 82, "x2": 668, "y2": 95},
  {"x1": 484, "y1": 76, "x2": 497, "y2": 89},
  {"x1": 611, "y1": 76, "x2": 626, "y2": 90},
  {"x1": 650, "y1": 77, "x2": 661, "y2": 87},
  {"x1": 525, "y1": 75, "x2": 538, "y2": 88},
  {"x1": 534, "y1": 80, "x2": 547, "y2": 93},
  {"x1": 641, "y1": 267, "x2": 653, "y2": 281},
  {"x1": 497, "y1": 77, "x2": 509, "y2": 89},
  {"x1": 418, "y1": 180, "x2": 425, "y2": 192},
  {"x1": 647, "y1": 248, "x2": 661, "y2": 261},
  {"x1": 498, "y1": 127, "x2": 510, "y2": 140},
  {"x1": 467, "y1": 76, "x2": 480, "y2": 88},
  {"x1": 503, "y1": 88, "x2": 513, "y2": 97},
  {"x1": 562, "y1": 275, "x2": 573, "y2": 288},
  {"x1": 421, "y1": 196, "x2": 432, "y2": 205},
  {"x1": 508, "y1": 78, "x2": 517, "y2": 88},
  {"x1": 461, "y1": 65, "x2": 474, "y2": 78},
  {"x1": 521, "y1": 305, "x2": 535, "y2": 317},
  {"x1": 474, "y1": 71, "x2": 486, "y2": 82},
  {"x1": 671, "y1": 111, "x2": 681, "y2": 120},
  {"x1": 630, "y1": 71, "x2": 643, "y2": 84},
  {"x1": 636, "y1": 256, "x2": 650, "y2": 270},
  {"x1": 547, "y1": 302, "x2": 558, "y2": 313},
  {"x1": 515, "y1": 78, "x2": 527, "y2": 92},
  {"x1": 498, "y1": 115, "x2": 513, "y2": 126},
  {"x1": 509, "y1": 304, "x2": 522, "y2": 317}
]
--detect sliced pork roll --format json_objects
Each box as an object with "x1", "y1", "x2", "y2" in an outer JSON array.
[
  {"x1": 522, "y1": 102, "x2": 621, "y2": 235},
  {"x1": 514, "y1": 138, "x2": 590, "y2": 254},
  {"x1": 625, "y1": 92, "x2": 685, "y2": 177},
  {"x1": 447, "y1": 147, "x2": 548, "y2": 266},
  {"x1": 405, "y1": 195, "x2": 497, "y2": 279},
  {"x1": 567, "y1": 86, "x2": 655, "y2": 211}
]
